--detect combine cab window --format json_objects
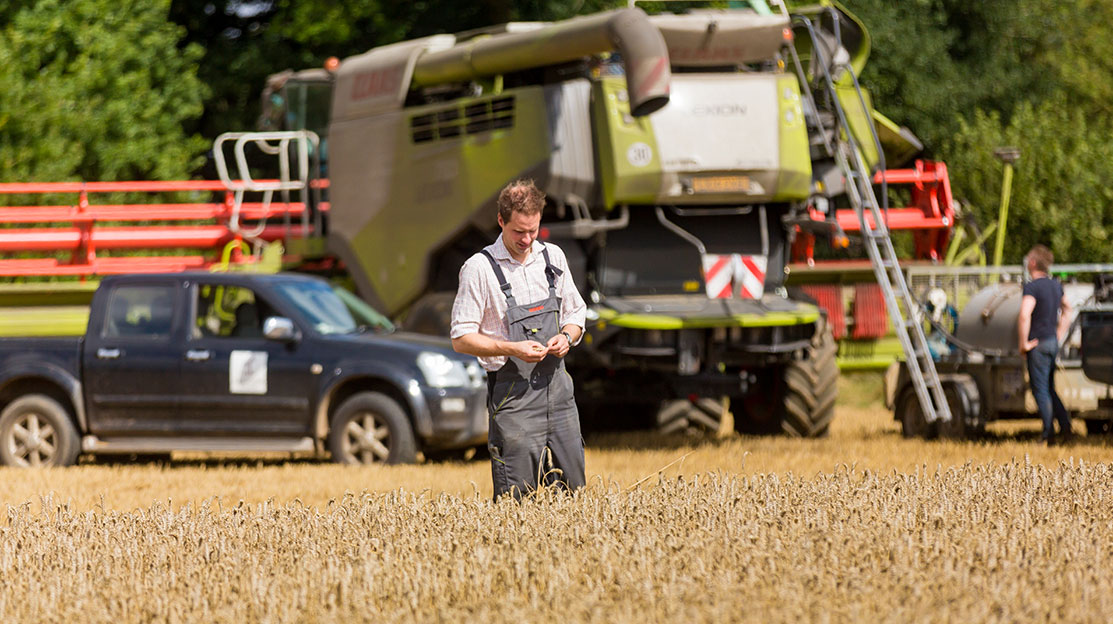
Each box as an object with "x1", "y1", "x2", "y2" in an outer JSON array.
[
  {"x1": 598, "y1": 208, "x2": 781, "y2": 296},
  {"x1": 281, "y1": 81, "x2": 332, "y2": 138},
  {"x1": 261, "y1": 76, "x2": 332, "y2": 172},
  {"x1": 599, "y1": 211, "x2": 703, "y2": 296}
]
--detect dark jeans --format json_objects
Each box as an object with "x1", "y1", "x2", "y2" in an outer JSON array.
[{"x1": 1026, "y1": 338, "x2": 1071, "y2": 440}]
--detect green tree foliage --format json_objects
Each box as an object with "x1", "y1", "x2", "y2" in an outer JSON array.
[
  {"x1": 843, "y1": 0, "x2": 1065, "y2": 151},
  {"x1": 0, "y1": 0, "x2": 208, "y2": 182},
  {"x1": 1039, "y1": 0, "x2": 1113, "y2": 119},
  {"x1": 171, "y1": 0, "x2": 620, "y2": 140},
  {"x1": 945, "y1": 101, "x2": 1113, "y2": 264},
  {"x1": 842, "y1": 0, "x2": 1113, "y2": 263},
  {"x1": 838, "y1": 0, "x2": 963, "y2": 151}
]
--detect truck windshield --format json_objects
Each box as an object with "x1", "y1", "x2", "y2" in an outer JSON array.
[
  {"x1": 273, "y1": 281, "x2": 358, "y2": 335},
  {"x1": 330, "y1": 285, "x2": 395, "y2": 333}
]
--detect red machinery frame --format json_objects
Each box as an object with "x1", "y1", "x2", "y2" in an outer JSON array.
[
  {"x1": 0, "y1": 180, "x2": 328, "y2": 276},
  {"x1": 791, "y1": 160, "x2": 955, "y2": 265}
]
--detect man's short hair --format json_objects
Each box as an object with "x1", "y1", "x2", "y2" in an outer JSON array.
[
  {"x1": 1027, "y1": 244, "x2": 1054, "y2": 272},
  {"x1": 497, "y1": 179, "x2": 545, "y2": 223}
]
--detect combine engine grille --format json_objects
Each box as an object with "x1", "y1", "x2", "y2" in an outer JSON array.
[{"x1": 410, "y1": 96, "x2": 515, "y2": 143}]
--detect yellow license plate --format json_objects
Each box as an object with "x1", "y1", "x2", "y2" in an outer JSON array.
[{"x1": 691, "y1": 175, "x2": 751, "y2": 193}]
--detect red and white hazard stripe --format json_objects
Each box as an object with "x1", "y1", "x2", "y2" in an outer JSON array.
[
  {"x1": 702, "y1": 254, "x2": 733, "y2": 299},
  {"x1": 734, "y1": 254, "x2": 767, "y2": 299}
]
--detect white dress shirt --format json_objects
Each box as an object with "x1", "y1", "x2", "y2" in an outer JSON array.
[{"x1": 450, "y1": 234, "x2": 587, "y2": 372}]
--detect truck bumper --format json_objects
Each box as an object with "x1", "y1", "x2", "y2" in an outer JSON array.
[{"x1": 420, "y1": 386, "x2": 488, "y2": 449}]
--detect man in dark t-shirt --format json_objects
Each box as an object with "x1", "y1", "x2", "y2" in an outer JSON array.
[{"x1": 1018, "y1": 244, "x2": 1073, "y2": 444}]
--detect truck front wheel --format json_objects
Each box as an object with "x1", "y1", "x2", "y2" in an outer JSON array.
[
  {"x1": 328, "y1": 392, "x2": 418, "y2": 465},
  {"x1": 0, "y1": 395, "x2": 81, "y2": 468}
]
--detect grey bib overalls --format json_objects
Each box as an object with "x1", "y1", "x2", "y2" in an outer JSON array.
[{"x1": 481, "y1": 246, "x2": 586, "y2": 499}]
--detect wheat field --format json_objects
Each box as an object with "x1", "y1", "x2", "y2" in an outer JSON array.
[{"x1": 3, "y1": 374, "x2": 1113, "y2": 622}]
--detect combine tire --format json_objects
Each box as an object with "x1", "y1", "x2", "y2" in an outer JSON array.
[
  {"x1": 656, "y1": 397, "x2": 731, "y2": 435},
  {"x1": 781, "y1": 323, "x2": 839, "y2": 437},
  {"x1": 734, "y1": 323, "x2": 838, "y2": 438}
]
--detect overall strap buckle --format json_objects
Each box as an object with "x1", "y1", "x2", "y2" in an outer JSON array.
[
  {"x1": 480, "y1": 249, "x2": 516, "y2": 305},
  {"x1": 541, "y1": 246, "x2": 562, "y2": 294}
]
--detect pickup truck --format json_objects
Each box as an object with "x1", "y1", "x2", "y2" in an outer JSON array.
[{"x1": 0, "y1": 272, "x2": 488, "y2": 467}]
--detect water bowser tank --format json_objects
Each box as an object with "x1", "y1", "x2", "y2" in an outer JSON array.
[
  {"x1": 954, "y1": 281, "x2": 1092, "y2": 354},
  {"x1": 954, "y1": 282, "x2": 1023, "y2": 354}
]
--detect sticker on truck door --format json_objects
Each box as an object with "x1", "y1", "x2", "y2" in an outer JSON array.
[{"x1": 230, "y1": 350, "x2": 268, "y2": 395}]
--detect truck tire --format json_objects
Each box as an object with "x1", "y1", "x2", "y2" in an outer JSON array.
[
  {"x1": 401, "y1": 292, "x2": 456, "y2": 336},
  {"x1": 0, "y1": 394, "x2": 81, "y2": 468},
  {"x1": 328, "y1": 392, "x2": 418, "y2": 465},
  {"x1": 781, "y1": 323, "x2": 839, "y2": 437}
]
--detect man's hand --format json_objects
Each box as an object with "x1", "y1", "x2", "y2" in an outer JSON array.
[
  {"x1": 510, "y1": 340, "x2": 549, "y2": 363},
  {"x1": 1021, "y1": 338, "x2": 1039, "y2": 353},
  {"x1": 546, "y1": 333, "x2": 570, "y2": 358}
]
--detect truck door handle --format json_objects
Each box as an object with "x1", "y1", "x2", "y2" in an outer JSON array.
[
  {"x1": 96, "y1": 348, "x2": 121, "y2": 360},
  {"x1": 185, "y1": 349, "x2": 211, "y2": 362}
]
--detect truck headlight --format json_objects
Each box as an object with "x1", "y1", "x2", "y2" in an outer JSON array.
[
  {"x1": 465, "y1": 361, "x2": 485, "y2": 389},
  {"x1": 417, "y1": 352, "x2": 470, "y2": 388}
]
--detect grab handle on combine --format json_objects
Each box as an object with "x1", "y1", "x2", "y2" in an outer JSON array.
[
  {"x1": 213, "y1": 131, "x2": 319, "y2": 193},
  {"x1": 213, "y1": 131, "x2": 321, "y2": 241}
]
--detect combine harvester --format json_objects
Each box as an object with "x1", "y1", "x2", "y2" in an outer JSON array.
[{"x1": 1, "y1": 1, "x2": 957, "y2": 435}]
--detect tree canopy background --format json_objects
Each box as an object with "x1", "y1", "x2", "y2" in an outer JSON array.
[{"x1": 1, "y1": 0, "x2": 1109, "y2": 262}]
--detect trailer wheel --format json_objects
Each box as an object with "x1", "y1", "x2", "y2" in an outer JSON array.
[
  {"x1": 898, "y1": 376, "x2": 981, "y2": 440},
  {"x1": 328, "y1": 392, "x2": 417, "y2": 465},
  {"x1": 1085, "y1": 420, "x2": 1112, "y2": 436},
  {"x1": 0, "y1": 395, "x2": 81, "y2": 468},
  {"x1": 897, "y1": 386, "x2": 937, "y2": 439}
]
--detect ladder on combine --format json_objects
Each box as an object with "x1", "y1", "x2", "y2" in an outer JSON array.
[{"x1": 789, "y1": 12, "x2": 952, "y2": 427}]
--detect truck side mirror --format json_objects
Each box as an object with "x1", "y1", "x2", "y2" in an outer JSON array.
[{"x1": 263, "y1": 316, "x2": 298, "y2": 342}]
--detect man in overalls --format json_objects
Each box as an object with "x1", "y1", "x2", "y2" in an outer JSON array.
[{"x1": 450, "y1": 179, "x2": 587, "y2": 499}]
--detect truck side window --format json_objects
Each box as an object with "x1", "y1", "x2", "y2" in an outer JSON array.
[
  {"x1": 103, "y1": 285, "x2": 175, "y2": 338},
  {"x1": 193, "y1": 285, "x2": 270, "y2": 339}
]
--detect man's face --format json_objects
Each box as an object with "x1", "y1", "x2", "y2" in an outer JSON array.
[{"x1": 498, "y1": 211, "x2": 541, "y2": 257}]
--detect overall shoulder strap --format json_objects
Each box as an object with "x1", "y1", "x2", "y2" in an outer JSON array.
[
  {"x1": 540, "y1": 244, "x2": 563, "y2": 294},
  {"x1": 479, "y1": 249, "x2": 515, "y2": 304}
]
